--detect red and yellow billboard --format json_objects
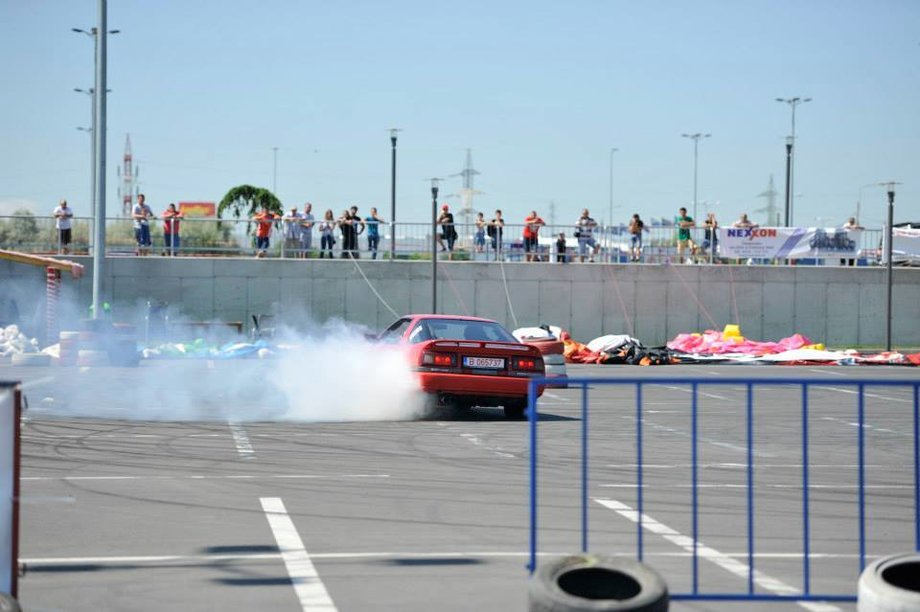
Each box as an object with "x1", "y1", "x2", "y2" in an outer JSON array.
[{"x1": 179, "y1": 202, "x2": 216, "y2": 218}]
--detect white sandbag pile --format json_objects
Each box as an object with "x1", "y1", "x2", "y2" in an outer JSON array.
[{"x1": 0, "y1": 324, "x2": 49, "y2": 366}]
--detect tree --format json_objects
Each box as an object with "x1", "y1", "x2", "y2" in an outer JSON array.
[
  {"x1": 218, "y1": 185, "x2": 283, "y2": 235},
  {"x1": 0, "y1": 209, "x2": 41, "y2": 249}
]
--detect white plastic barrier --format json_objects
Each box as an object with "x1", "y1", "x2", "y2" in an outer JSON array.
[{"x1": 0, "y1": 383, "x2": 20, "y2": 598}]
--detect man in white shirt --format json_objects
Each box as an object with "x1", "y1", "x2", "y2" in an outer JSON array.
[
  {"x1": 282, "y1": 206, "x2": 302, "y2": 258},
  {"x1": 132, "y1": 193, "x2": 155, "y2": 256},
  {"x1": 299, "y1": 203, "x2": 315, "y2": 258},
  {"x1": 52, "y1": 199, "x2": 74, "y2": 254}
]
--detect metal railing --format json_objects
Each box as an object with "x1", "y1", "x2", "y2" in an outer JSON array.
[
  {"x1": 0, "y1": 214, "x2": 886, "y2": 265},
  {"x1": 526, "y1": 376, "x2": 920, "y2": 603}
]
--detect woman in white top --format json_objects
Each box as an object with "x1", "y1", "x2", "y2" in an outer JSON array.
[{"x1": 318, "y1": 209, "x2": 337, "y2": 258}]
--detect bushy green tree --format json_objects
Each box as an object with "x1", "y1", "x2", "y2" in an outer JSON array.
[
  {"x1": 218, "y1": 185, "x2": 283, "y2": 235},
  {"x1": 0, "y1": 209, "x2": 41, "y2": 249}
]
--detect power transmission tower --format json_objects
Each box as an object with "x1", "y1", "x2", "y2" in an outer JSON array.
[
  {"x1": 117, "y1": 133, "x2": 138, "y2": 217},
  {"x1": 755, "y1": 174, "x2": 780, "y2": 226},
  {"x1": 450, "y1": 149, "x2": 482, "y2": 228}
]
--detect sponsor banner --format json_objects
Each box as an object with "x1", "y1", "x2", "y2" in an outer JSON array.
[
  {"x1": 0, "y1": 386, "x2": 15, "y2": 596},
  {"x1": 721, "y1": 227, "x2": 861, "y2": 259},
  {"x1": 892, "y1": 227, "x2": 920, "y2": 261},
  {"x1": 178, "y1": 202, "x2": 216, "y2": 218}
]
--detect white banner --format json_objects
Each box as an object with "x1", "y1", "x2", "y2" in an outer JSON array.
[
  {"x1": 892, "y1": 227, "x2": 920, "y2": 262},
  {"x1": 0, "y1": 385, "x2": 17, "y2": 596},
  {"x1": 721, "y1": 227, "x2": 861, "y2": 259}
]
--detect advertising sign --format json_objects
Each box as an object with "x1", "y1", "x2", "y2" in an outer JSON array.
[
  {"x1": 892, "y1": 227, "x2": 920, "y2": 263},
  {"x1": 0, "y1": 383, "x2": 20, "y2": 597},
  {"x1": 721, "y1": 227, "x2": 861, "y2": 260},
  {"x1": 178, "y1": 202, "x2": 216, "y2": 217}
]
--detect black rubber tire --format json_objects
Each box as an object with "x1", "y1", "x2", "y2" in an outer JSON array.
[
  {"x1": 0, "y1": 593, "x2": 22, "y2": 612},
  {"x1": 529, "y1": 555, "x2": 669, "y2": 612},
  {"x1": 504, "y1": 402, "x2": 526, "y2": 420},
  {"x1": 857, "y1": 552, "x2": 920, "y2": 611}
]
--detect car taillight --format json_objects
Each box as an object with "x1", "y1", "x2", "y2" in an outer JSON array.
[
  {"x1": 513, "y1": 357, "x2": 540, "y2": 370},
  {"x1": 422, "y1": 352, "x2": 456, "y2": 367}
]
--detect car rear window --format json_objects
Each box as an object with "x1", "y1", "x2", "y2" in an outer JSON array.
[{"x1": 424, "y1": 319, "x2": 517, "y2": 342}]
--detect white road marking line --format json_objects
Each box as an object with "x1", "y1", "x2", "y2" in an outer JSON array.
[
  {"x1": 21, "y1": 474, "x2": 391, "y2": 482},
  {"x1": 814, "y1": 385, "x2": 911, "y2": 403},
  {"x1": 598, "y1": 483, "x2": 912, "y2": 490},
  {"x1": 622, "y1": 416, "x2": 774, "y2": 458},
  {"x1": 21, "y1": 550, "x2": 874, "y2": 565},
  {"x1": 542, "y1": 392, "x2": 570, "y2": 402},
  {"x1": 808, "y1": 368, "x2": 847, "y2": 377},
  {"x1": 661, "y1": 384, "x2": 730, "y2": 401},
  {"x1": 21, "y1": 376, "x2": 56, "y2": 389},
  {"x1": 228, "y1": 421, "x2": 254, "y2": 459},
  {"x1": 605, "y1": 463, "x2": 901, "y2": 470},
  {"x1": 260, "y1": 497, "x2": 337, "y2": 611},
  {"x1": 821, "y1": 416, "x2": 911, "y2": 437},
  {"x1": 460, "y1": 433, "x2": 516, "y2": 458},
  {"x1": 595, "y1": 498, "x2": 842, "y2": 612}
]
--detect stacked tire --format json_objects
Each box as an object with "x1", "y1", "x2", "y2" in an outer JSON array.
[
  {"x1": 58, "y1": 330, "x2": 80, "y2": 366},
  {"x1": 857, "y1": 553, "x2": 920, "y2": 611},
  {"x1": 529, "y1": 555, "x2": 669, "y2": 611},
  {"x1": 526, "y1": 338, "x2": 568, "y2": 388}
]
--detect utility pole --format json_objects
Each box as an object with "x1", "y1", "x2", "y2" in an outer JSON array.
[
  {"x1": 389, "y1": 129, "x2": 401, "y2": 261},
  {"x1": 681, "y1": 133, "x2": 710, "y2": 224},
  {"x1": 92, "y1": 0, "x2": 109, "y2": 319},
  {"x1": 429, "y1": 178, "x2": 442, "y2": 313},
  {"x1": 880, "y1": 181, "x2": 901, "y2": 351},
  {"x1": 776, "y1": 96, "x2": 812, "y2": 226}
]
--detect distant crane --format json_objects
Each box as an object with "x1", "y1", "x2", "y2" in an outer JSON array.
[
  {"x1": 755, "y1": 174, "x2": 781, "y2": 226},
  {"x1": 117, "y1": 134, "x2": 139, "y2": 217}
]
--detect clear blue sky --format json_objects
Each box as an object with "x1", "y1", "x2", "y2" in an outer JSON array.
[{"x1": 2, "y1": 0, "x2": 918, "y2": 228}]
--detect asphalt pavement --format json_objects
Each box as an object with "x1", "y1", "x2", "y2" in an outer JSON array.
[{"x1": 4, "y1": 361, "x2": 919, "y2": 611}]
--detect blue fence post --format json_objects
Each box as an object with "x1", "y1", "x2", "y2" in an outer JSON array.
[
  {"x1": 915, "y1": 383, "x2": 919, "y2": 553},
  {"x1": 636, "y1": 382, "x2": 644, "y2": 562},
  {"x1": 801, "y1": 384, "x2": 811, "y2": 595},
  {"x1": 528, "y1": 378, "x2": 538, "y2": 574},
  {"x1": 581, "y1": 381, "x2": 589, "y2": 554},
  {"x1": 691, "y1": 382, "x2": 700, "y2": 595},
  {"x1": 746, "y1": 382, "x2": 755, "y2": 595},
  {"x1": 858, "y1": 383, "x2": 866, "y2": 572}
]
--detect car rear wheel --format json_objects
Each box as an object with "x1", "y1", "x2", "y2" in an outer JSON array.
[{"x1": 504, "y1": 401, "x2": 526, "y2": 420}]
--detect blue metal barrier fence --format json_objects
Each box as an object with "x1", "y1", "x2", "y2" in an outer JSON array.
[{"x1": 526, "y1": 377, "x2": 920, "y2": 604}]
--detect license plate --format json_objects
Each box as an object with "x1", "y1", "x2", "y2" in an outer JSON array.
[{"x1": 463, "y1": 356, "x2": 505, "y2": 369}]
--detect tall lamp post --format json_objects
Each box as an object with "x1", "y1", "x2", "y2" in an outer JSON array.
[
  {"x1": 429, "y1": 178, "x2": 442, "y2": 313},
  {"x1": 608, "y1": 147, "x2": 618, "y2": 261},
  {"x1": 776, "y1": 97, "x2": 811, "y2": 226},
  {"x1": 681, "y1": 133, "x2": 710, "y2": 225},
  {"x1": 74, "y1": 89, "x2": 96, "y2": 223},
  {"x1": 389, "y1": 129, "x2": 401, "y2": 262},
  {"x1": 73, "y1": 9, "x2": 118, "y2": 320},
  {"x1": 880, "y1": 181, "x2": 901, "y2": 352}
]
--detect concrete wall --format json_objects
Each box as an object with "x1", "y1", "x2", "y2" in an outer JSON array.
[{"x1": 2, "y1": 256, "x2": 918, "y2": 347}]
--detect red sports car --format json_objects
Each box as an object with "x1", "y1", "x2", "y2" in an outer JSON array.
[{"x1": 377, "y1": 314, "x2": 545, "y2": 418}]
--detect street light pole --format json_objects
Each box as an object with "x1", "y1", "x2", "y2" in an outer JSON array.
[
  {"x1": 776, "y1": 97, "x2": 811, "y2": 226},
  {"x1": 74, "y1": 88, "x2": 97, "y2": 222},
  {"x1": 73, "y1": 12, "x2": 118, "y2": 319},
  {"x1": 429, "y1": 178, "x2": 442, "y2": 313},
  {"x1": 880, "y1": 181, "x2": 901, "y2": 352},
  {"x1": 390, "y1": 129, "x2": 401, "y2": 262},
  {"x1": 681, "y1": 133, "x2": 710, "y2": 224},
  {"x1": 608, "y1": 147, "x2": 618, "y2": 261}
]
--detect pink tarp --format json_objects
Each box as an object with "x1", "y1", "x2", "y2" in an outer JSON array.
[{"x1": 667, "y1": 330, "x2": 811, "y2": 356}]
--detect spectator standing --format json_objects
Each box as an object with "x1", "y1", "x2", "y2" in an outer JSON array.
[
  {"x1": 841, "y1": 216, "x2": 864, "y2": 266},
  {"x1": 523, "y1": 210, "x2": 546, "y2": 262},
  {"x1": 349, "y1": 205, "x2": 365, "y2": 258},
  {"x1": 282, "y1": 206, "x2": 302, "y2": 258},
  {"x1": 628, "y1": 213, "x2": 648, "y2": 262},
  {"x1": 574, "y1": 208, "x2": 599, "y2": 263},
  {"x1": 487, "y1": 209, "x2": 505, "y2": 260},
  {"x1": 132, "y1": 193, "x2": 155, "y2": 256},
  {"x1": 556, "y1": 232, "x2": 568, "y2": 263},
  {"x1": 473, "y1": 212, "x2": 486, "y2": 253},
  {"x1": 676, "y1": 206, "x2": 696, "y2": 264},
  {"x1": 52, "y1": 199, "x2": 74, "y2": 254},
  {"x1": 437, "y1": 204, "x2": 458, "y2": 260},
  {"x1": 702, "y1": 212, "x2": 719, "y2": 261},
  {"x1": 299, "y1": 203, "x2": 314, "y2": 258},
  {"x1": 318, "y1": 209, "x2": 336, "y2": 258},
  {"x1": 162, "y1": 203, "x2": 183, "y2": 256},
  {"x1": 365, "y1": 207, "x2": 385, "y2": 260},
  {"x1": 732, "y1": 213, "x2": 756, "y2": 229},
  {"x1": 252, "y1": 206, "x2": 277, "y2": 258}
]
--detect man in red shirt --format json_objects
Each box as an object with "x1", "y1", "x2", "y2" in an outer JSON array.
[
  {"x1": 523, "y1": 210, "x2": 546, "y2": 262},
  {"x1": 252, "y1": 206, "x2": 277, "y2": 258}
]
